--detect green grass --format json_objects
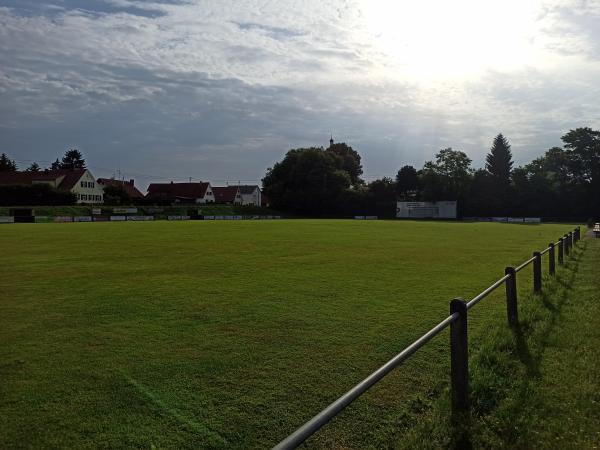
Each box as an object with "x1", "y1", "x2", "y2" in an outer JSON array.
[
  {"x1": 399, "y1": 236, "x2": 600, "y2": 449},
  {"x1": 0, "y1": 220, "x2": 580, "y2": 448}
]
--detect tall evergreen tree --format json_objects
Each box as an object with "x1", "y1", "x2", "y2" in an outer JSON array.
[
  {"x1": 60, "y1": 149, "x2": 86, "y2": 170},
  {"x1": 0, "y1": 153, "x2": 17, "y2": 172},
  {"x1": 485, "y1": 133, "x2": 513, "y2": 183}
]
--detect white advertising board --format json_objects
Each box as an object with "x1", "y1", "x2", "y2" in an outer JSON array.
[
  {"x1": 113, "y1": 208, "x2": 138, "y2": 214},
  {"x1": 396, "y1": 201, "x2": 457, "y2": 219},
  {"x1": 127, "y1": 216, "x2": 154, "y2": 221}
]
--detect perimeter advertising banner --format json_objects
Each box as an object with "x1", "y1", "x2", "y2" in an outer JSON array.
[{"x1": 396, "y1": 201, "x2": 457, "y2": 219}]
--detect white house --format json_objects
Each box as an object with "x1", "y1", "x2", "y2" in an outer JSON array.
[
  {"x1": 0, "y1": 168, "x2": 104, "y2": 204},
  {"x1": 238, "y1": 185, "x2": 261, "y2": 206}
]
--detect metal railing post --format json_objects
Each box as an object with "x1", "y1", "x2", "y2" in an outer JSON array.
[
  {"x1": 533, "y1": 251, "x2": 542, "y2": 293},
  {"x1": 505, "y1": 267, "x2": 518, "y2": 328},
  {"x1": 450, "y1": 298, "x2": 469, "y2": 415},
  {"x1": 564, "y1": 234, "x2": 570, "y2": 256},
  {"x1": 558, "y1": 237, "x2": 564, "y2": 265},
  {"x1": 568, "y1": 232, "x2": 573, "y2": 250},
  {"x1": 548, "y1": 243, "x2": 555, "y2": 276}
]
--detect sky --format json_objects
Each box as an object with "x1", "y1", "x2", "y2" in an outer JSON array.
[{"x1": 1, "y1": 0, "x2": 600, "y2": 190}]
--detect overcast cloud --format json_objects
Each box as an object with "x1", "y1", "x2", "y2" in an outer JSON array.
[{"x1": 1, "y1": 0, "x2": 600, "y2": 188}]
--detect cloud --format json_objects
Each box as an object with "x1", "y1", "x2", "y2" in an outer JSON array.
[{"x1": 1, "y1": 0, "x2": 600, "y2": 189}]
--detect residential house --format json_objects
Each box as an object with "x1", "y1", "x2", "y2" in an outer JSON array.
[
  {"x1": 97, "y1": 178, "x2": 144, "y2": 199},
  {"x1": 238, "y1": 185, "x2": 261, "y2": 206},
  {"x1": 213, "y1": 186, "x2": 242, "y2": 205},
  {"x1": 146, "y1": 182, "x2": 215, "y2": 203},
  {"x1": 0, "y1": 169, "x2": 104, "y2": 204}
]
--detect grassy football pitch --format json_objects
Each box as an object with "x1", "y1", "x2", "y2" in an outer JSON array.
[{"x1": 0, "y1": 220, "x2": 575, "y2": 448}]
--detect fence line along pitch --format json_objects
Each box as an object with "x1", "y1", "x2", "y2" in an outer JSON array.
[{"x1": 273, "y1": 226, "x2": 582, "y2": 450}]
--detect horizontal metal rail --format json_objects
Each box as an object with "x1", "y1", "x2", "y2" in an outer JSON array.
[
  {"x1": 466, "y1": 274, "x2": 510, "y2": 310},
  {"x1": 272, "y1": 313, "x2": 459, "y2": 450},
  {"x1": 515, "y1": 256, "x2": 536, "y2": 273},
  {"x1": 540, "y1": 246, "x2": 550, "y2": 256}
]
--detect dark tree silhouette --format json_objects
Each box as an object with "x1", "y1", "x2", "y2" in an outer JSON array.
[
  {"x1": 25, "y1": 162, "x2": 41, "y2": 172},
  {"x1": 485, "y1": 134, "x2": 513, "y2": 183},
  {"x1": 262, "y1": 147, "x2": 351, "y2": 215},
  {"x1": 0, "y1": 153, "x2": 17, "y2": 172},
  {"x1": 103, "y1": 185, "x2": 131, "y2": 205},
  {"x1": 483, "y1": 134, "x2": 514, "y2": 214},
  {"x1": 60, "y1": 149, "x2": 86, "y2": 170},
  {"x1": 395, "y1": 165, "x2": 419, "y2": 198},
  {"x1": 50, "y1": 159, "x2": 61, "y2": 171},
  {"x1": 421, "y1": 148, "x2": 473, "y2": 201},
  {"x1": 326, "y1": 142, "x2": 363, "y2": 186}
]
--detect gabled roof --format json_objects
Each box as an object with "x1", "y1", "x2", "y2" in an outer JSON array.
[
  {"x1": 239, "y1": 185, "x2": 260, "y2": 195},
  {"x1": 147, "y1": 182, "x2": 210, "y2": 200},
  {"x1": 0, "y1": 169, "x2": 86, "y2": 190},
  {"x1": 97, "y1": 178, "x2": 144, "y2": 198},
  {"x1": 213, "y1": 186, "x2": 240, "y2": 203},
  {"x1": 54, "y1": 169, "x2": 87, "y2": 190}
]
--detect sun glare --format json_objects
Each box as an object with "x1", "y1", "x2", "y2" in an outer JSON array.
[{"x1": 360, "y1": 0, "x2": 543, "y2": 81}]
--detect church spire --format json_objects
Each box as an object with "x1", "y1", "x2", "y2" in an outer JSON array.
[{"x1": 329, "y1": 134, "x2": 334, "y2": 147}]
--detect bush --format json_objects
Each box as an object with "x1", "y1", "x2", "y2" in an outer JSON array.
[{"x1": 0, "y1": 184, "x2": 77, "y2": 206}]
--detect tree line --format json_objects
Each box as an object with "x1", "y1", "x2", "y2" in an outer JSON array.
[
  {"x1": 262, "y1": 127, "x2": 600, "y2": 220},
  {"x1": 0, "y1": 149, "x2": 86, "y2": 173}
]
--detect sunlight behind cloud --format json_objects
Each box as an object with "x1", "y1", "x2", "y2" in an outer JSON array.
[{"x1": 360, "y1": 0, "x2": 544, "y2": 81}]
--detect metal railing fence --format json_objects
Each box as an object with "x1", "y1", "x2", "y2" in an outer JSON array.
[{"x1": 273, "y1": 226, "x2": 582, "y2": 450}]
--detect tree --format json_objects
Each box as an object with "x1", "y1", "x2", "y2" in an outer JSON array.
[
  {"x1": 561, "y1": 127, "x2": 600, "y2": 184},
  {"x1": 484, "y1": 134, "x2": 514, "y2": 215},
  {"x1": 60, "y1": 149, "x2": 86, "y2": 170},
  {"x1": 485, "y1": 134, "x2": 513, "y2": 183},
  {"x1": 561, "y1": 128, "x2": 600, "y2": 217},
  {"x1": 103, "y1": 184, "x2": 131, "y2": 205},
  {"x1": 420, "y1": 148, "x2": 473, "y2": 202},
  {"x1": 368, "y1": 177, "x2": 396, "y2": 201},
  {"x1": 50, "y1": 159, "x2": 61, "y2": 171},
  {"x1": 25, "y1": 162, "x2": 41, "y2": 172},
  {"x1": 522, "y1": 145, "x2": 587, "y2": 218},
  {"x1": 0, "y1": 184, "x2": 76, "y2": 206},
  {"x1": 0, "y1": 153, "x2": 17, "y2": 172},
  {"x1": 396, "y1": 165, "x2": 419, "y2": 198},
  {"x1": 326, "y1": 142, "x2": 363, "y2": 186},
  {"x1": 262, "y1": 147, "x2": 351, "y2": 215}
]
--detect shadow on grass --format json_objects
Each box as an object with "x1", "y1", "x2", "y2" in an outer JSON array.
[{"x1": 471, "y1": 241, "x2": 587, "y2": 447}]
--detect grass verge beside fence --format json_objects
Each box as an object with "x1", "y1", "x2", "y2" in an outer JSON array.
[{"x1": 398, "y1": 237, "x2": 600, "y2": 449}]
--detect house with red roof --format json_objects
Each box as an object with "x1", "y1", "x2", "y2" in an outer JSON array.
[
  {"x1": 146, "y1": 182, "x2": 215, "y2": 204},
  {"x1": 213, "y1": 186, "x2": 242, "y2": 205},
  {"x1": 97, "y1": 178, "x2": 144, "y2": 199},
  {"x1": 0, "y1": 169, "x2": 104, "y2": 204}
]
